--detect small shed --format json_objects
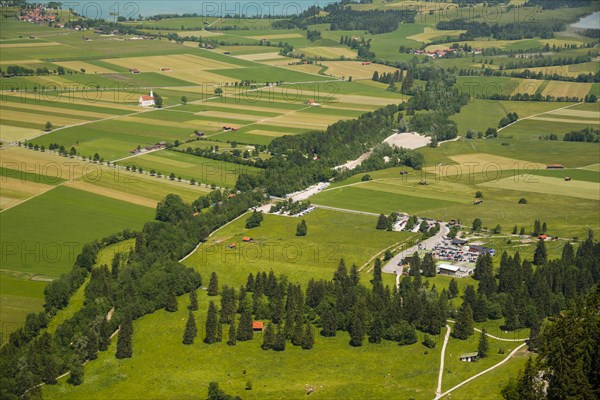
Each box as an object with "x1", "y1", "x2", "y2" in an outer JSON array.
[
  {"x1": 227, "y1": 243, "x2": 237, "y2": 249},
  {"x1": 460, "y1": 352, "x2": 479, "y2": 362},
  {"x1": 546, "y1": 164, "x2": 564, "y2": 169},
  {"x1": 252, "y1": 321, "x2": 264, "y2": 332},
  {"x1": 242, "y1": 237, "x2": 253, "y2": 242},
  {"x1": 564, "y1": 177, "x2": 571, "y2": 181},
  {"x1": 437, "y1": 264, "x2": 460, "y2": 276},
  {"x1": 474, "y1": 199, "x2": 483, "y2": 205},
  {"x1": 538, "y1": 234, "x2": 548, "y2": 240}
]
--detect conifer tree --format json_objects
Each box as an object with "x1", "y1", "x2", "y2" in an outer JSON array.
[
  {"x1": 165, "y1": 290, "x2": 178, "y2": 312},
  {"x1": 237, "y1": 308, "x2": 253, "y2": 341},
  {"x1": 183, "y1": 311, "x2": 197, "y2": 345},
  {"x1": 533, "y1": 238, "x2": 547, "y2": 266},
  {"x1": 204, "y1": 301, "x2": 219, "y2": 344},
  {"x1": 422, "y1": 253, "x2": 437, "y2": 277},
  {"x1": 116, "y1": 315, "x2": 133, "y2": 359},
  {"x1": 98, "y1": 318, "x2": 112, "y2": 351},
  {"x1": 512, "y1": 225, "x2": 518, "y2": 235},
  {"x1": 376, "y1": 214, "x2": 388, "y2": 229},
  {"x1": 453, "y1": 304, "x2": 474, "y2": 340},
  {"x1": 227, "y1": 319, "x2": 237, "y2": 346},
  {"x1": 301, "y1": 323, "x2": 314, "y2": 350},
  {"x1": 273, "y1": 325, "x2": 286, "y2": 351},
  {"x1": 321, "y1": 306, "x2": 337, "y2": 337},
  {"x1": 208, "y1": 271, "x2": 219, "y2": 296},
  {"x1": 368, "y1": 316, "x2": 384, "y2": 344},
  {"x1": 478, "y1": 328, "x2": 489, "y2": 357},
  {"x1": 188, "y1": 289, "x2": 198, "y2": 311},
  {"x1": 449, "y1": 278, "x2": 459, "y2": 299},
  {"x1": 349, "y1": 301, "x2": 366, "y2": 347},
  {"x1": 262, "y1": 322, "x2": 275, "y2": 350},
  {"x1": 296, "y1": 219, "x2": 307, "y2": 236},
  {"x1": 111, "y1": 252, "x2": 121, "y2": 278},
  {"x1": 561, "y1": 241, "x2": 575, "y2": 265}
]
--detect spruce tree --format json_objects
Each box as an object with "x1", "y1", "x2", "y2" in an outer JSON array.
[
  {"x1": 478, "y1": 328, "x2": 489, "y2": 357},
  {"x1": 561, "y1": 241, "x2": 575, "y2": 265},
  {"x1": 237, "y1": 308, "x2": 253, "y2": 341},
  {"x1": 227, "y1": 319, "x2": 237, "y2": 346},
  {"x1": 273, "y1": 325, "x2": 286, "y2": 351},
  {"x1": 262, "y1": 322, "x2": 275, "y2": 350},
  {"x1": 349, "y1": 302, "x2": 366, "y2": 347},
  {"x1": 371, "y1": 258, "x2": 383, "y2": 285},
  {"x1": 533, "y1": 238, "x2": 547, "y2": 266},
  {"x1": 320, "y1": 306, "x2": 337, "y2": 337},
  {"x1": 448, "y1": 278, "x2": 459, "y2": 299},
  {"x1": 183, "y1": 311, "x2": 197, "y2": 345},
  {"x1": 301, "y1": 323, "x2": 314, "y2": 350},
  {"x1": 422, "y1": 253, "x2": 437, "y2": 277},
  {"x1": 204, "y1": 301, "x2": 219, "y2": 344},
  {"x1": 296, "y1": 219, "x2": 307, "y2": 236},
  {"x1": 208, "y1": 272, "x2": 219, "y2": 296},
  {"x1": 368, "y1": 316, "x2": 383, "y2": 344},
  {"x1": 512, "y1": 225, "x2": 518, "y2": 235},
  {"x1": 188, "y1": 289, "x2": 198, "y2": 311},
  {"x1": 165, "y1": 290, "x2": 178, "y2": 312},
  {"x1": 376, "y1": 214, "x2": 388, "y2": 230},
  {"x1": 453, "y1": 304, "x2": 474, "y2": 340},
  {"x1": 519, "y1": 227, "x2": 525, "y2": 236},
  {"x1": 116, "y1": 315, "x2": 133, "y2": 359}
]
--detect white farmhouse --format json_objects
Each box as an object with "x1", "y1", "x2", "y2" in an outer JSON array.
[{"x1": 139, "y1": 91, "x2": 155, "y2": 108}]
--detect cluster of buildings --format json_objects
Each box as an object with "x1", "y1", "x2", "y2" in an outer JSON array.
[
  {"x1": 130, "y1": 141, "x2": 167, "y2": 155},
  {"x1": 412, "y1": 47, "x2": 483, "y2": 58},
  {"x1": 18, "y1": 7, "x2": 57, "y2": 25}
]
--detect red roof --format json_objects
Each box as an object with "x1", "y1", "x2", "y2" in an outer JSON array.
[
  {"x1": 243, "y1": 237, "x2": 252, "y2": 242},
  {"x1": 252, "y1": 321, "x2": 264, "y2": 330},
  {"x1": 538, "y1": 235, "x2": 548, "y2": 240},
  {"x1": 140, "y1": 95, "x2": 154, "y2": 101}
]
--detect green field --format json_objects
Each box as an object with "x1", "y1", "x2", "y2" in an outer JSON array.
[{"x1": 132, "y1": 149, "x2": 260, "y2": 188}]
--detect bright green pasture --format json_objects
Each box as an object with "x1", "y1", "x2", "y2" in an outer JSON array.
[
  {"x1": 184, "y1": 209, "x2": 416, "y2": 288},
  {"x1": 133, "y1": 150, "x2": 259, "y2": 188}
]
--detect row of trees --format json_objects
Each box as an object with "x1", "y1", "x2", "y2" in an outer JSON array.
[{"x1": 0, "y1": 190, "x2": 264, "y2": 398}]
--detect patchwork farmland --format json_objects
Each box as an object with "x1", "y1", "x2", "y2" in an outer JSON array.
[{"x1": 1, "y1": 2, "x2": 599, "y2": 400}]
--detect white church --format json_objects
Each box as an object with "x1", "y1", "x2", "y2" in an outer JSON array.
[{"x1": 138, "y1": 91, "x2": 155, "y2": 108}]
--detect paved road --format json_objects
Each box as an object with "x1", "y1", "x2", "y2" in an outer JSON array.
[
  {"x1": 447, "y1": 320, "x2": 529, "y2": 342},
  {"x1": 382, "y1": 222, "x2": 450, "y2": 276}
]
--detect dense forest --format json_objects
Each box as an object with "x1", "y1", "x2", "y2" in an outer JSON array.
[{"x1": 437, "y1": 19, "x2": 566, "y2": 40}]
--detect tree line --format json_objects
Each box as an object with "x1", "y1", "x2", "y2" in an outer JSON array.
[{"x1": 0, "y1": 190, "x2": 263, "y2": 398}]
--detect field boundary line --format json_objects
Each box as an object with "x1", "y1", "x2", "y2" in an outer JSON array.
[{"x1": 497, "y1": 102, "x2": 584, "y2": 132}]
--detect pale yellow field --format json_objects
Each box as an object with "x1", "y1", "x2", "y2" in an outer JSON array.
[
  {"x1": 246, "y1": 129, "x2": 289, "y2": 137},
  {"x1": 513, "y1": 79, "x2": 543, "y2": 96},
  {"x1": 203, "y1": 101, "x2": 294, "y2": 114},
  {"x1": 546, "y1": 109, "x2": 599, "y2": 119},
  {"x1": 408, "y1": 27, "x2": 467, "y2": 43},
  {"x1": 0, "y1": 125, "x2": 41, "y2": 142},
  {"x1": 520, "y1": 63, "x2": 599, "y2": 78},
  {"x1": 529, "y1": 116, "x2": 599, "y2": 125},
  {"x1": 195, "y1": 110, "x2": 261, "y2": 122},
  {"x1": 54, "y1": 60, "x2": 117, "y2": 74},
  {"x1": 334, "y1": 94, "x2": 401, "y2": 106},
  {"x1": 1, "y1": 92, "x2": 140, "y2": 110},
  {"x1": 248, "y1": 33, "x2": 303, "y2": 40},
  {"x1": 479, "y1": 175, "x2": 599, "y2": 200},
  {"x1": 296, "y1": 47, "x2": 357, "y2": 59},
  {"x1": 0, "y1": 109, "x2": 88, "y2": 127},
  {"x1": 64, "y1": 180, "x2": 157, "y2": 208},
  {"x1": 103, "y1": 53, "x2": 238, "y2": 72},
  {"x1": 0, "y1": 59, "x2": 39, "y2": 65},
  {"x1": 0, "y1": 41, "x2": 63, "y2": 48},
  {"x1": 5, "y1": 101, "x2": 114, "y2": 119},
  {"x1": 279, "y1": 63, "x2": 323, "y2": 75},
  {"x1": 443, "y1": 154, "x2": 546, "y2": 174},
  {"x1": 321, "y1": 61, "x2": 400, "y2": 80},
  {"x1": 235, "y1": 52, "x2": 285, "y2": 61},
  {"x1": 580, "y1": 163, "x2": 600, "y2": 171},
  {"x1": 260, "y1": 112, "x2": 351, "y2": 129},
  {"x1": 541, "y1": 81, "x2": 592, "y2": 99},
  {"x1": 0, "y1": 177, "x2": 55, "y2": 210},
  {"x1": 176, "y1": 30, "x2": 223, "y2": 37}
]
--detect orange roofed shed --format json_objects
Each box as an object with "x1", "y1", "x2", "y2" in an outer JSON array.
[{"x1": 252, "y1": 321, "x2": 264, "y2": 331}]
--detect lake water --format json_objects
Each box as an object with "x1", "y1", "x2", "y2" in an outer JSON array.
[
  {"x1": 42, "y1": 1, "x2": 337, "y2": 19},
  {"x1": 571, "y1": 11, "x2": 600, "y2": 29}
]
